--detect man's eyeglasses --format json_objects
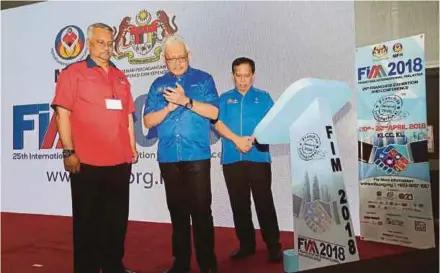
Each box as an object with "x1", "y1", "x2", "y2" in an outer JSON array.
[
  {"x1": 165, "y1": 56, "x2": 188, "y2": 64},
  {"x1": 93, "y1": 40, "x2": 113, "y2": 48}
]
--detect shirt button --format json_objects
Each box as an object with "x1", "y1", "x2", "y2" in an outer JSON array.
[
  {"x1": 176, "y1": 118, "x2": 179, "y2": 122},
  {"x1": 176, "y1": 134, "x2": 180, "y2": 137}
]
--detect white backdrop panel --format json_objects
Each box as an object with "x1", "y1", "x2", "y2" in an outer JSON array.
[{"x1": 1, "y1": 1, "x2": 358, "y2": 234}]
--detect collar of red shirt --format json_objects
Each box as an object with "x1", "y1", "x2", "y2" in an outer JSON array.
[{"x1": 85, "y1": 55, "x2": 117, "y2": 69}]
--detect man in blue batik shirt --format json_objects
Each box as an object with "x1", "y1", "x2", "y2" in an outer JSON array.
[
  {"x1": 214, "y1": 57, "x2": 282, "y2": 263},
  {"x1": 143, "y1": 35, "x2": 219, "y2": 273}
]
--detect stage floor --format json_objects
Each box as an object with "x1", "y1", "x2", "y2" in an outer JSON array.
[{"x1": 1, "y1": 212, "x2": 438, "y2": 273}]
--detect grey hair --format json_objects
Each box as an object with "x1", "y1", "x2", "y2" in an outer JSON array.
[
  {"x1": 162, "y1": 34, "x2": 190, "y2": 56},
  {"x1": 87, "y1": 23, "x2": 113, "y2": 39}
]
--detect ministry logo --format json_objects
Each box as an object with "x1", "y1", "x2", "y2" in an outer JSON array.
[
  {"x1": 51, "y1": 25, "x2": 87, "y2": 66},
  {"x1": 113, "y1": 9, "x2": 178, "y2": 65}
]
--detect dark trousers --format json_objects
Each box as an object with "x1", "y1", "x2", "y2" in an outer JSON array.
[
  {"x1": 222, "y1": 161, "x2": 280, "y2": 251},
  {"x1": 70, "y1": 163, "x2": 132, "y2": 273},
  {"x1": 159, "y1": 159, "x2": 217, "y2": 270}
]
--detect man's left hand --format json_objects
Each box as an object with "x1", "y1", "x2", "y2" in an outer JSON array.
[{"x1": 163, "y1": 83, "x2": 188, "y2": 106}]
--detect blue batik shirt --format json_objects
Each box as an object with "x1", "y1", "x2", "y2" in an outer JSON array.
[
  {"x1": 143, "y1": 67, "x2": 219, "y2": 163},
  {"x1": 218, "y1": 87, "x2": 274, "y2": 165}
]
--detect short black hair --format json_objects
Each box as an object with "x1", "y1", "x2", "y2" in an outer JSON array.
[{"x1": 232, "y1": 57, "x2": 255, "y2": 74}]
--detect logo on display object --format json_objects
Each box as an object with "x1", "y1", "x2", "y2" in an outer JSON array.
[
  {"x1": 113, "y1": 9, "x2": 178, "y2": 64},
  {"x1": 392, "y1": 43, "x2": 403, "y2": 58},
  {"x1": 373, "y1": 145, "x2": 410, "y2": 174},
  {"x1": 51, "y1": 25, "x2": 87, "y2": 66},
  {"x1": 372, "y1": 94, "x2": 408, "y2": 122},
  {"x1": 303, "y1": 201, "x2": 333, "y2": 233},
  {"x1": 297, "y1": 133, "x2": 326, "y2": 161},
  {"x1": 372, "y1": 44, "x2": 388, "y2": 60}
]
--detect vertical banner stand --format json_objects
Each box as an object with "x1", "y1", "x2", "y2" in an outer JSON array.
[{"x1": 254, "y1": 79, "x2": 360, "y2": 271}]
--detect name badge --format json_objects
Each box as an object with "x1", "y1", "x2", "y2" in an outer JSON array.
[{"x1": 105, "y1": 99, "x2": 123, "y2": 110}]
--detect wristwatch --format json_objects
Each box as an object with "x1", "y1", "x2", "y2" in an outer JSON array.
[
  {"x1": 63, "y1": 149, "x2": 75, "y2": 158},
  {"x1": 185, "y1": 98, "x2": 193, "y2": 109}
]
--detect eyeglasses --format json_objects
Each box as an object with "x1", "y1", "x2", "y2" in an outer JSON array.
[
  {"x1": 93, "y1": 39, "x2": 113, "y2": 48},
  {"x1": 165, "y1": 55, "x2": 188, "y2": 64}
]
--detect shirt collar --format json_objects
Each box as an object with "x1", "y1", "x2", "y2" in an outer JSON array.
[
  {"x1": 85, "y1": 55, "x2": 117, "y2": 69},
  {"x1": 166, "y1": 66, "x2": 193, "y2": 81},
  {"x1": 234, "y1": 86, "x2": 254, "y2": 97}
]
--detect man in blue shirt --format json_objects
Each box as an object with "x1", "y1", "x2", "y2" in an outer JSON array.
[
  {"x1": 143, "y1": 34, "x2": 219, "y2": 273},
  {"x1": 214, "y1": 57, "x2": 282, "y2": 263}
]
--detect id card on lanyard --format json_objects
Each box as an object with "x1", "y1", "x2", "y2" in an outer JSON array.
[{"x1": 105, "y1": 99, "x2": 123, "y2": 110}]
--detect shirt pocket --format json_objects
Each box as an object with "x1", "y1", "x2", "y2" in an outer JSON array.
[
  {"x1": 76, "y1": 77, "x2": 106, "y2": 104},
  {"x1": 224, "y1": 100, "x2": 241, "y2": 130},
  {"x1": 113, "y1": 78, "x2": 131, "y2": 110},
  {"x1": 151, "y1": 85, "x2": 168, "y2": 111},
  {"x1": 187, "y1": 84, "x2": 204, "y2": 101}
]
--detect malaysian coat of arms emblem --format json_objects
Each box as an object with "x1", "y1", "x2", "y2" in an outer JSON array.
[{"x1": 112, "y1": 10, "x2": 178, "y2": 64}]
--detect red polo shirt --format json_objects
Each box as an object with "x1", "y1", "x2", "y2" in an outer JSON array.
[{"x1": 51, "y1": 56, "x2": 135, "y2": 166}]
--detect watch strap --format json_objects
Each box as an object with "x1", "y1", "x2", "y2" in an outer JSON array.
[
  {"x1": 185, "y1": 98, "x2": 193, "y2": 109},
  {"x1": 63, "y1": 149, "x2": 75, "y2": 158}
]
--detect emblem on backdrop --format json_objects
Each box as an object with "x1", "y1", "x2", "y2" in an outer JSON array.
[
  {"x1": 51, "y1": 25, "x2": 87, "y2": 66},
  {"x1": 372, "y1": 44, "x2": 388, "y2": 60},
  {"x1": 392, "y1": 43, "x2": 404, "y2": 58},
  {"x1": 113, "y1": 9, "x2": 178, "y2": 65}
]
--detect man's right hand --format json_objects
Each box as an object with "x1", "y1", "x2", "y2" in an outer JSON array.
[
  {"x1": 233, "y1": 136, "x2": 253, "y2": 153},
  {"x1": 64, "y1": 154, "x2": 81, "y2": 173}
]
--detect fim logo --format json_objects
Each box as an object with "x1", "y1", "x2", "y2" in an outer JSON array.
[
  {"x1": 13, "y1": 103, "x2": 61, "y2": 150},
  {"x1": 297, "y1": 236, "x2": 343, "y2": 263},
  {"x1": 298, "y1": 237, "x2": 319, "y2": 255},
  {"x1": 113, "y1": 9, "x2": 178, "y2": 64},
  {"x1": 358, "y1": 64, "x2": 388, "y2": 81}
]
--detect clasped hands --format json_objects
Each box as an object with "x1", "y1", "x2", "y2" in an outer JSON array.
[
  {"x1": 163, "y1": 83, "x2": 254, "y2": 153},
  {"x1": 233, "y1": 135, "x2": 256, "y2": 153},
  {"x1": 163, "y1": 83, "x2": 189, "y2": 112}
]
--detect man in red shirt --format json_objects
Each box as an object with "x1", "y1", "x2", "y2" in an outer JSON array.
[{"x1": 52, "y1": 23, "x2": 138, "y2": 273}]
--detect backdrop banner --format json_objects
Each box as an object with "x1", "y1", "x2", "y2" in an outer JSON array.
[
  {"x1": 356, "y1": 34, "x2": 436, "y2": 248},
  {"x1": 2, "y1": 1, "x2": 357, "y2": 233}
]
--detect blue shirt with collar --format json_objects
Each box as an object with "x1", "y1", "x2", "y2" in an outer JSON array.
[
  {"x1": 143, "y1": 66, "x2": 219, "y2": 163},
  {"x1": 218, "y1": 86, "x2": 274, "y2": 165}
]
